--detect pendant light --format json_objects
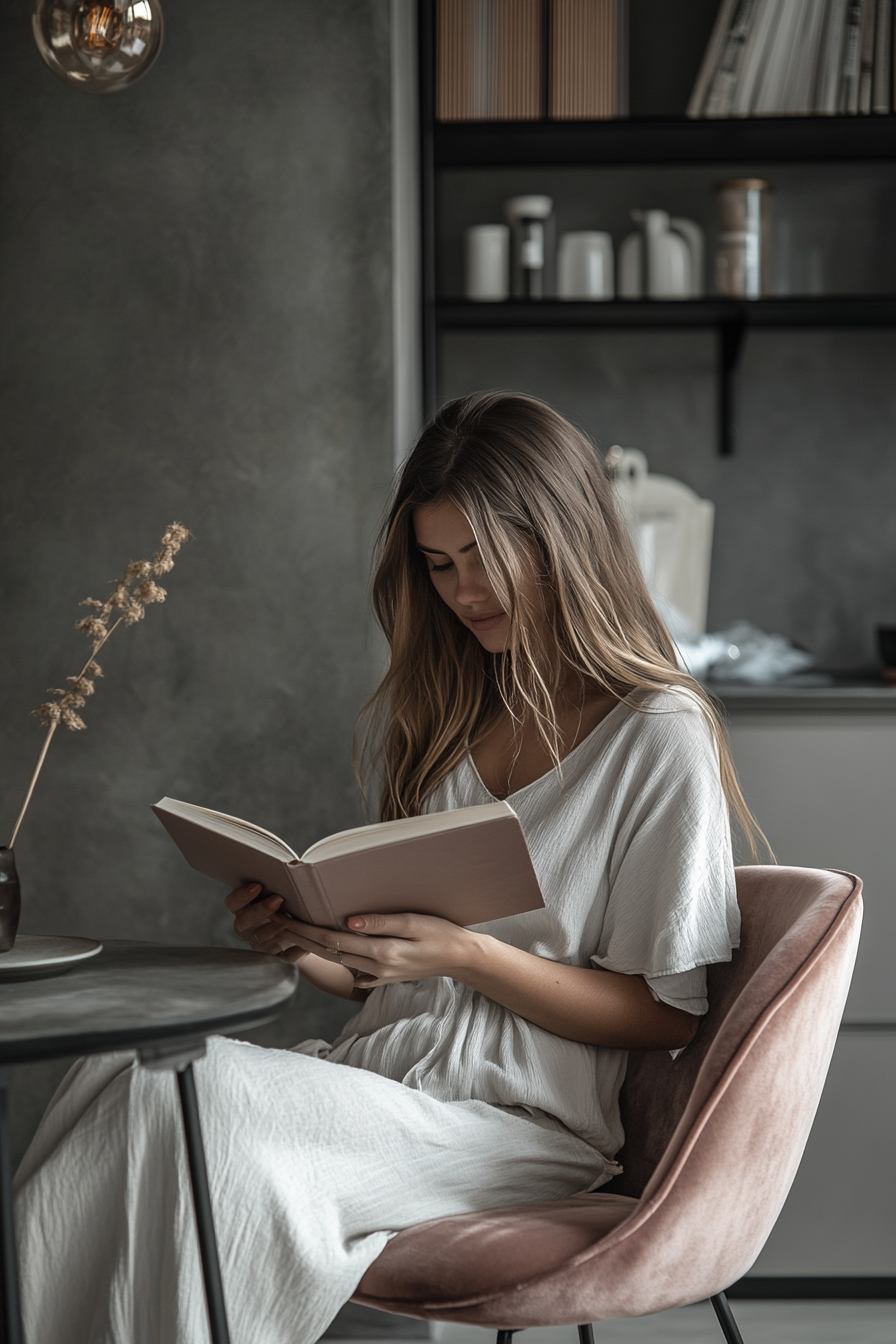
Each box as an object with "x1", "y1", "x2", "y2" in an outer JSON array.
[{"x1": 33, "y1": 1, "x2": 164, "y2": 92}]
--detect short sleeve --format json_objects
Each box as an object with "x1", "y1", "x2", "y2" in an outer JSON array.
[
  {"x1": 645, "y1": 966, "x2": 708, "y2": 1016},
  {"x1": 589, "y1": 692, "x2": 739, "y2": 987}
]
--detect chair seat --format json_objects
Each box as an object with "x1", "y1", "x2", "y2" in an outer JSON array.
[
  {"x1": 357, "y1": 1193, "x2": 639, "y2": 1307},
  {"x1": 355, "y1": 871, "x2": 863, "y2": 1331}
]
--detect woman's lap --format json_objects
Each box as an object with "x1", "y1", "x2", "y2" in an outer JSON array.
[{"x1": 14, "y1": 1035, "x2": 604, "y2": 1344}]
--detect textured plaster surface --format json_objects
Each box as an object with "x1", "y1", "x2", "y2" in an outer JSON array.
[{"x1": 0, "y1": 0, "x2": 394, "y2": 1161}]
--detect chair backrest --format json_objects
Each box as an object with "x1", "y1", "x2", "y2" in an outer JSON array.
[
  {"x1": 606, "y1": 866, "x2": 862, "y2": 1199},
  {"x1": 354, "y1": 867, "x2": 863, "y2": 1322}
]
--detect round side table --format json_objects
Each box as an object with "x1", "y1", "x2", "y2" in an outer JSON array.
[{"x1": 0, "y1": 940, "x2": 298, "y2": 1344}]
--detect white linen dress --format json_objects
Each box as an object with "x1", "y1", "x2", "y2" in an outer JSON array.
[{"x1": 14, "y1": 688, "x2": 738, "y2": 1344}]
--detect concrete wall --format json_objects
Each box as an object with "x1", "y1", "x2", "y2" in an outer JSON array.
[{"x1": 0, "y1": 0, "x2": 397, "y2": 1165}]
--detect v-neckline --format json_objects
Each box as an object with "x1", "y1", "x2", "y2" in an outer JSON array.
[{"x1": 466, "y1": 698, "x2": 628, "y2": 803}]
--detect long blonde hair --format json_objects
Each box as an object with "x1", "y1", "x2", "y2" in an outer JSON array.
[{"x1": 364, "y1": 391, "x2": 765, "y2": 856}]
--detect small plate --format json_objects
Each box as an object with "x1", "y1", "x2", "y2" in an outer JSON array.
[{"x1": 0, "y1": 935, "x2": 103, "y2": 982}]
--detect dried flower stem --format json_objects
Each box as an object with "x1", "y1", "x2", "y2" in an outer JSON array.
[
  {"x1": 7, "y1": 523, "x2": 190, "y2": 850},
  {"x1": 8, "y1": 720, "x2": 59, "y2": 851},
  {"x1": 7, "y1": 615, "x2": 125, "y2": 851}
]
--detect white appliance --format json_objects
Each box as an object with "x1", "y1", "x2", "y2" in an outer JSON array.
[{"x1": 607, "y1": 447, "x2": 714, "y2": 634}]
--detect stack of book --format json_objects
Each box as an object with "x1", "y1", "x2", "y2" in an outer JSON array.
[
  {"x1": 436, "y1": 0, "x2": 628, "y2": 122},
  {"x1": 688, "y1": 0, "x2": 894, "y2": 118},
  {"x1": 551, "y1": 0, "x2": 627, "y2": 119}
]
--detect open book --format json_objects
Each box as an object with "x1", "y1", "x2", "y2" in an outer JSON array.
[{"x1": 152, "y1": 797, "x2": 545, "y2": 930}]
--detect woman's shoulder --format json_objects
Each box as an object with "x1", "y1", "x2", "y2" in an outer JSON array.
[
  {"x1": 638, "y1": 683, "x2": 711, "y2": 722},
  {"x1": 614, "y1": 682, "x2": 711, "y2": 731},
  {"x1": 610, "y1": 683, "x2": 719, "y2": 770}
]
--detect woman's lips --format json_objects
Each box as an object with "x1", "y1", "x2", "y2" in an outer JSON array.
[{"x1": 466, "y1": 611, "x2": 506, "y2": 631}]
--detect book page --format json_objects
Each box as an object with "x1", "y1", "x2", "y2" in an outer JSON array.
[
  {"x1": 156, "y1": 798, "x2": 300, "y2": 862},
  {"x1": 300, "y1": 800, "x2": 515, "y2": 864}
]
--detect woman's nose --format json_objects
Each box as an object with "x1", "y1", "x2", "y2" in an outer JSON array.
[{"x1": 454, "y1": 565, "x2": 494, "y2": 606}]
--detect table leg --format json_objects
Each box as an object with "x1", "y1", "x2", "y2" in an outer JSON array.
[
  {"x1": 0, "y1": 1067, "x2": 24, "y2": 1344},
  {"x1": 175, "y1": 1063, "x2": 232, "y2": 1344}
]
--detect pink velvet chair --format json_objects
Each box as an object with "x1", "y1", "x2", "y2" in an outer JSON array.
[{"x1": 354, "y1": 866, "x2": 863, "y2": 1344}]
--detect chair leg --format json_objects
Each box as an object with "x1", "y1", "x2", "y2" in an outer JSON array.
[
  {"x1": 710, "y1": 1292, "x2": 745, "y2": 1344},
  {"x1": 495, "y1": 1328, "x2": 595, "y2": 1344},
  {"x1": 0, "y1": 1067, "x2": 24, "y2": 1344}
]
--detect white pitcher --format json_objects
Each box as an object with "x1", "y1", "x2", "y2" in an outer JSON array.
[{"x1": 619, "y1": 210, "x2": 704, "y2": 299}]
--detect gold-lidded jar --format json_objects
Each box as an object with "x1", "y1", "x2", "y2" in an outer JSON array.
[{"x1": 715, "y1": 179, "x2": 771, "y2": 299}]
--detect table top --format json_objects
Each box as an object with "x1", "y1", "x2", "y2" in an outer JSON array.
[{"x1": 0, "y1": 940, "x2": 299, "y2": 1064}]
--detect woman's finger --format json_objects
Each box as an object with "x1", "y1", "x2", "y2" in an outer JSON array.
[
  {"x1": 233, "y1": 896, "x2": 283, "y2": 936},
  {"x1": 224, "y1": 883, "x2": 264, "y2": 913},
  {"x1": 254, "y1": 931, "x2": 291, "y2": 956},
  {"x1": 276, "y1": 947, "x2": 308, "y2": 965},
  {"x1": 281, "y1": 928, "x2": 382, "y2": 973},
  {"x1": 344, "y1": 912, "x2": 424, "y2": 937},
  {"x1": 269, "y1": 913, "x2": 378, "y2": 961}
]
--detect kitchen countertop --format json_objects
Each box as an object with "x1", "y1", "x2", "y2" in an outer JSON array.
[{"x1": 710, "y1": 676, "x2": 896, "y2": 713}]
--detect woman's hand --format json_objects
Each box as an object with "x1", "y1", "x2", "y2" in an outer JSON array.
[
  {"x1": 269, "y1": 909, "x2": 479, "y2": 988},
  {"x1": 226, "y1": 884, "x2": 302, "y2": 959},
  {"x1": 224, "y1": 884, "x2": 363, "y2": 1001}
]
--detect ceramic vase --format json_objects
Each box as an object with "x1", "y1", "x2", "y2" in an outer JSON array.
[
  {"x1": 619, "y1": 209, "x2": 705, "y2": 299},
  {"x1": 0, "y1": 847, "x2": 21, "y2": 952}
]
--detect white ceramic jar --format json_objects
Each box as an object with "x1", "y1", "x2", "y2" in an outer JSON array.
[
  {"x1": 557, "y1": 232, "x2": 614, "y2": 299},
  {"x1": 464, "y1": 224, "x2": 510, "y2": 301}
]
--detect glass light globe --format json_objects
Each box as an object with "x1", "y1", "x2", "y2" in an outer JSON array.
[{"x1": 33, "y1": 0, "x2": 163, "y2": 92}]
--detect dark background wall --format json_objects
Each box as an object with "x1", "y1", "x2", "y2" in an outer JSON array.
[
  {"x1": 438, "y1": 166, "x2": 896, "y2": 669},
  {"x1": 438, "y1": 325, "x2": 896, "y2": 670},
  {"x1": 0, "y1": 0, "x2": 396, "y2": 1167}
]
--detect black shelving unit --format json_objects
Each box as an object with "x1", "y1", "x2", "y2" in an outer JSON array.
[
  {"x1": 436, "y1": 296, "x2": 896, "y2": 329},
  {"x1": 434, "y1": 115, "x2": 896, "y2": 169},
  {"x1": 419, "y1": 0, "x2": 896, "y2": 453}
]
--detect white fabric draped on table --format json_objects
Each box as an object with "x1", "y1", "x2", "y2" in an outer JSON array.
[{"x1": 15, "y1": 1038, "x2": 604, "y2": 1344}]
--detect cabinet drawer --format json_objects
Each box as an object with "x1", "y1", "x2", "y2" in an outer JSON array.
[{"x1": 728, "y1": 714, "x2": 896, "y2": 1020}]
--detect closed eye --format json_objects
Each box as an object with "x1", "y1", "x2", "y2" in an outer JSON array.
[{"x1": 428, "y1": 560, "x2": 453, "y2": 573}]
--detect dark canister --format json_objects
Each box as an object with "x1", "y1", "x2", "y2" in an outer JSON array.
[
  {"x1": 504, "y1": 195, "x2": 554, "y2": 300},
  {"x1": 877, "y1": 625, "x2": 896, "y2": 683},
  {"x1": 0, "y1": 847, "x2": 21, "y2": 952}
]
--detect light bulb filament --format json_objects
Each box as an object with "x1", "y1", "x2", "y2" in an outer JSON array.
[{"x1": 76, "y1": 4, "x2": 123, "y2": 53}]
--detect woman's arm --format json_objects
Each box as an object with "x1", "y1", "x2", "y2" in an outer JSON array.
[
  {"x1": 269, "y1": 909, "x2": 699, "y2": 1050},
  {"x1": 457, "y1": 933, "x2": 697, "y2": 1049}
]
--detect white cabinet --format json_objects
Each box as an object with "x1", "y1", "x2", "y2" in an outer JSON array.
[
  {"x1": 727, "y1": 710, "x2": 896, "y2": 1277},
  {"x1": 728, "y1": 711, "x2": 896, "y2": 1020},
  {"x1": 750, "y1": 1031, "x2": 896, "y2": 1275}
]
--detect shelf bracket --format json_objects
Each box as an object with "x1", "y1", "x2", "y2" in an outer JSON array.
[{"x1": 718, "y1": 316, "x2": 747, "y2": 457}]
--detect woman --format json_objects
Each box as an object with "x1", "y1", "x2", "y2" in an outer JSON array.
[{"x1": 16, "y1": 392, "x2": 754, "y2": 1344}]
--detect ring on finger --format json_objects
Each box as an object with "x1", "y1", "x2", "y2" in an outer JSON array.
[{"x1": 332, "y1": 939, "x2": 344, "y2": 965}]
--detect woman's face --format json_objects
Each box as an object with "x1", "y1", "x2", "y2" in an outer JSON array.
[{"x1": 413, "y1": 498, "x2": 541, "y2": 654}]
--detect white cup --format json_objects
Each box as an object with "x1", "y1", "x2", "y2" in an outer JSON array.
[
  {"x1": 465, "y1": 225, "x2": 510, "y2": 301},
  {"x1": 557, "y1": 231, "x2": 614, "y2": 300}
]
